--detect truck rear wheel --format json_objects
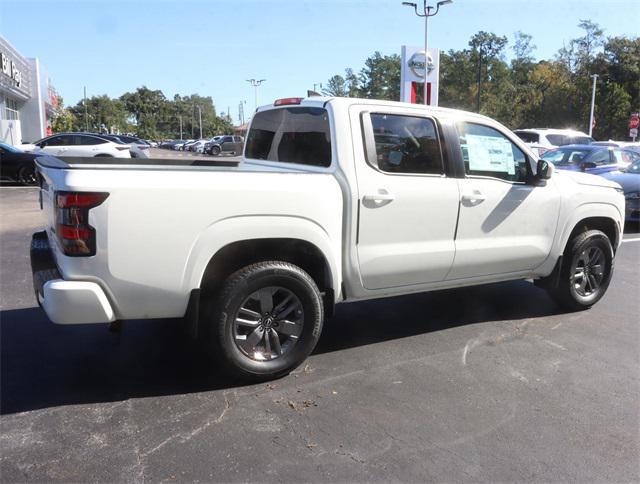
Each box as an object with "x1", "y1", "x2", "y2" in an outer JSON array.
[
  {"x1": 547, "y1": 229, "x2": 614, "y2": 311},
  {"x1": 207, "y1": 261, "x2": 323, "y2": 380}
]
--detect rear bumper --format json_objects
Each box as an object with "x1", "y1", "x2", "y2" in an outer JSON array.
[{"x1": 31, "y1": 231, "x2": 115, "y2": 324}]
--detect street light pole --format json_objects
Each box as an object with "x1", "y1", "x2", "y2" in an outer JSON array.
[
  {"x1": 198, "y1": 105, "x2": 203, "y2": 139},
  {"x1": 84, "y1": 86, "x2": 88, "y2": 131},
  {"x1": 246, "y1": 79, "x2": 266, "y2": 112},
  {"x1": 588, "y1": 74, "x2": 598, "y2": 137},
  {"x1": 402, "y1": 0, "x2": 452, "y2": 105}
]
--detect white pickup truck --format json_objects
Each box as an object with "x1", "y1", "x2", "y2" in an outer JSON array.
[{"x1": 31, "y1": 97, "x2": 625, "y2": 380}]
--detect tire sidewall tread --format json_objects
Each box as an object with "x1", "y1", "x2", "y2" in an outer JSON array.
[{"x1": 208, "y1": 261, "x2": 323, "y2": 380}]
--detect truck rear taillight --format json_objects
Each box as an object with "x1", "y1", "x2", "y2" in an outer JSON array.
[
  {"x1": 55, "y1": 191, "x2": 108, "y2": 257},
  {"x1": 274, "y1": 97, "x2": 303, "y2": 106}
]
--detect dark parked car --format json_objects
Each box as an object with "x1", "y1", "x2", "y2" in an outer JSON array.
[
  {"x1": 601, "y1": 159, "x2": 640, "y2": 223},
  {"x1": 541, "y1": 144, "x2": 640, "y2": 174},
  {"x1": 0, "y1": 142, "x2": 38, "y2": 185},
  {"x1": 204, "y1": 135, "x2": 244, "y2": 156}
]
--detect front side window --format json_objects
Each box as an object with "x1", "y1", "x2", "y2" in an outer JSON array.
[
  {"x1": 246, "y1": 107, "x2": 331, "y2": 167},
  {"x1": 44, "y1": 135, "x2": 72, "y2": 147},
  {"x1": 458, "y1": 122, "x2": 528, "y2": 183},
  {"x1": 368, "y1": 113, "x2": 443, "y2": 174}
]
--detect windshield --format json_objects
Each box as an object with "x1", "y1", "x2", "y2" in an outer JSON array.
[{"x1": 541, "y1": 148, "x2": 592, "y2": 165}]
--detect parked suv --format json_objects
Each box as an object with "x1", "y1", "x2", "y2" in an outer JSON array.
[
  {"x1": 514, "y1": 128, "x2": 594, "y2": 149},
  {"x1": 204, "y1": 135, "x2": 243, "y2": 155},
  {"x1": 22, "y1": 133, "x2": 132, "y2": 158}
]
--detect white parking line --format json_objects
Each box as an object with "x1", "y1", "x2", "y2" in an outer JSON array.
[{"x1": 622, "y1": 237, "x2": 640, "y2": 243}]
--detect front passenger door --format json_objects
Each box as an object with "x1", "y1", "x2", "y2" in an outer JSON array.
[
  {"x1": 38, "y1": 135, "x2": 72, "y2": 157},
  {"x1": 449, "y1": 121, "x2": 561, "y2": 280}
]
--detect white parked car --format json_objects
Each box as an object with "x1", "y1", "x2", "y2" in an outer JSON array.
[
  {"x1": 23, "y1": 133, "x2": 132, "y2": 158},
  {"x1": 108, "y1": 135, "x2": 151, "y2": 159},
  {"x1": 514, "y1": 128, "x2": 594, "y2": 149},
  {"x1": 31, "y1": 97, "x2": 625, "y2": 380},
  {"x1": 191, "y1": 139, "x2": 209, "y2": 154}
]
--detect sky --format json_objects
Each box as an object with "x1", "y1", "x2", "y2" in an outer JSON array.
[{"x1": 1, "y1": 0, "x2": 638, "y2": 124}]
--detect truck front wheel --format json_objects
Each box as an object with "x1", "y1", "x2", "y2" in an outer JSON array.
[
  {"x1": 207, "y1": 261, "x2": 324, "y2": 380},
  {"x1": 547, "y1": 229, "x2": 614, "y2": 311}
]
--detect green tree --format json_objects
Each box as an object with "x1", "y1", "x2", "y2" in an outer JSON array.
[
  {"x1": 120, "y1": 86, "x2": 168, "y2": 139},
  {"x1": 322, "y1": 75, "x2": 347, "y2": 96},
  {"x1": 358, "y1": 52, "x2": 401, "y2": 100},
  {"x1": 50, "y1": 95, "x2": 75, "y2": 133}
]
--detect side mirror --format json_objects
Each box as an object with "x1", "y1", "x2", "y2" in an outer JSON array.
[
  {"x1": 536, "y1": 159, "x2": 552, "y2": 180},
  {"x1": 580, "y1": 161, "x2": 597, "y2": 171}
]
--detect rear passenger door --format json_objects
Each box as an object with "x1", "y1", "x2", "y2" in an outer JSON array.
[{"x1": 351, "y1": 106, "x2": 460, "y2": 289}]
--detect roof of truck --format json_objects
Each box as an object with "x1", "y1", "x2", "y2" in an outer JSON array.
[{"x1": 256, "y1": 96, "x2": 494, "y2": 123}]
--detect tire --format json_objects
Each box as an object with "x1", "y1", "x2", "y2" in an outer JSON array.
[
  {"x1": 547, "y1": 229, "x2": 614, "y2": 311},
  {"x1": 206, "y1": 261, "x2": 324, "y2": 381},
  {"x1": 17, "y1": 164, "x2": 38, "y2": 186},
  {"x1": 211, "y1": 146, "x2": 221, "y2": 156}
]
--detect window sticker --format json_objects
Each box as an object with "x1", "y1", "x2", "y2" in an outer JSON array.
[{"x1": 465, "y1": 134, "x2": 515, "y2": 175}]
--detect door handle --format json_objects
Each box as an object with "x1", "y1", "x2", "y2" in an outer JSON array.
[
  {"x1": 461, "y1": 190, "x2": 486, "y2": 204},
  {"x1": 363, "y1": 190, "x2": 395, "y2": 204}
]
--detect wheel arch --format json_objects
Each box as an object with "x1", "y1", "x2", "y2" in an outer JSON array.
[
  {"x1": 554, "y1": 203, "x2": 621, "y2": 256},
  {"x1": 183, "y1": 216, "x2": 341, "y2": 307}
]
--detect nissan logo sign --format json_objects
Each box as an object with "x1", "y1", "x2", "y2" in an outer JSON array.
[{"x1": 408, "y1": 52, "x2": 434, "y2": 79}]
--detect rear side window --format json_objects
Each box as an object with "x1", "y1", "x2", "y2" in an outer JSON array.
[
  {"x1": 514, "y1": 131, "x2": 539, "y2": 143},
  {"x1": 75, "y1": 135, "x2": 107, "y2": 145},
  {"x1": 368, "y1": 113, "x2": 443, "y2": 174},
  {"x1": 246, "y1": 107, "x2": 331, "y2": 167}
]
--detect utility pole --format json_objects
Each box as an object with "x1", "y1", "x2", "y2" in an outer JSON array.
[
  {"x1": 476, "y1": 45, "x2": 482, "y2": 112},
  {"x1": 246, "y1": 79, "x2": 266, "y2": 112},
  {"x1": 588, "y1": 74, "x2": 598, "y2": 137},
  {"x1": 84, "y1": 86, "x2": 88, "y2": 131},
  {"x1": 198, "y1": 105, "x2": 203, "y2": 139},
  {"x1": 402, "y1": 0, "x2": 453, "y2": 106},
  {"x1": 179, "y1": 115, "x2": 183, "y2": 140},
  {"x1": 191, "y1": 104, "x2": 194, "y2": 138}
]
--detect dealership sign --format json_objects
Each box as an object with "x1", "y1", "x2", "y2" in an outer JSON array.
[
  {"x1": 1, "y1": 51, "x2": 23, "y2": 88},
  {"x1": 400, "y1": 45, "x2": 440, "y2": 105}
]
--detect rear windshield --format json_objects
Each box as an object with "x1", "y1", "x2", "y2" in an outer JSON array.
[
  {"x1": 514, "y1": 131, "x2": 539, "y2": 143},
  {"x1": 245, "y1": 107, "x2": 331, "y2": 167}
]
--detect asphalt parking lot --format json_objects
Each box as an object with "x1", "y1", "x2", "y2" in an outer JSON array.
[{"x1": 1, "y1": 186, "x2": 639, "y2": 482}]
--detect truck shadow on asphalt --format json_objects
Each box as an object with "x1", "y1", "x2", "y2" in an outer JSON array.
[{"x1": 0, "y1": 280, "x2": 562, "y2": 415}]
